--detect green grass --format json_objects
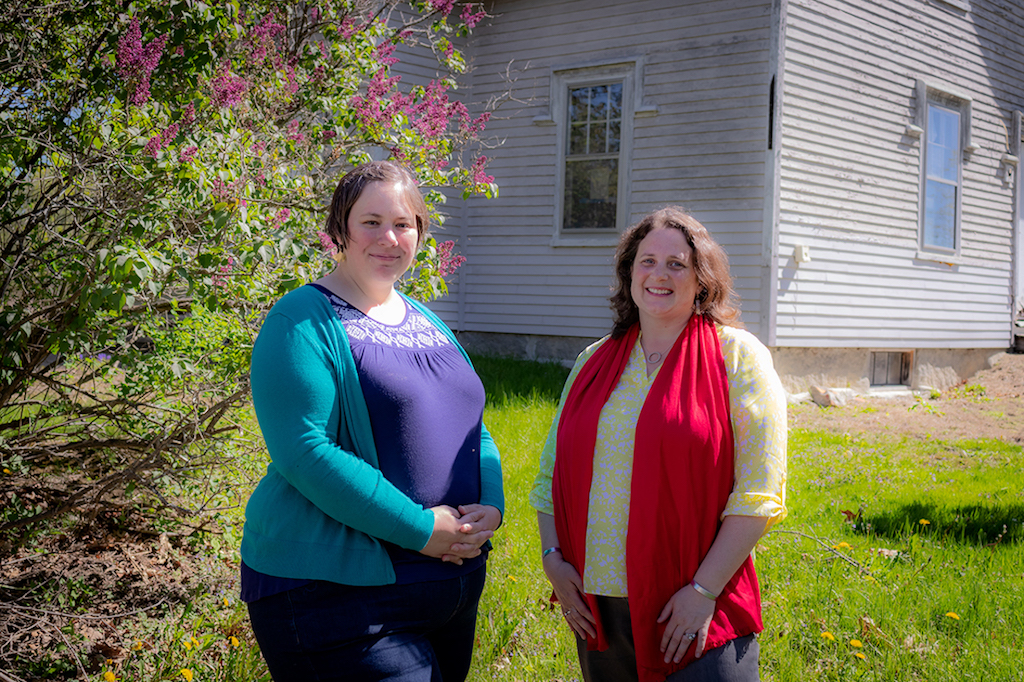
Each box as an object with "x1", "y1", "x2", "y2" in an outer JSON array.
[{"x1": 84, "y1": 356, "x2": 1024, "y2": 681}]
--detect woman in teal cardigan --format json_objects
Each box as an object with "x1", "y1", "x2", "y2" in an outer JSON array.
[{"x1": 241, "y1": 162, "x2": 504, "y2": 682}]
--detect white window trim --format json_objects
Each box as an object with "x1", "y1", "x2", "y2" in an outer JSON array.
[
  {"x1": 534, "y1": 58, "x2": 656, "y2": 247},
  {"x1": 915, "y1": 78, "x2": 974, "y2": 257}
]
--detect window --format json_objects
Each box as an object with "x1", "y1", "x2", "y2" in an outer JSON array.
[
  {"x1": 922, "y1": 101, "x2": 961, "y2": 251},
  {"x1": 538, "y1": 60, "x2": 652, "y2": 244},
  {"x1": 914, "y1": 79, "x2": 973, "y2": 258},
  {"x1": 564, "y1": 83, "x2": 623, "y2": 230},
  {"x1": 870, "y1": 351, "x2": 912, "y2": 386}
]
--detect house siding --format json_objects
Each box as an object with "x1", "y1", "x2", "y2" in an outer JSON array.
[
  {"x1": 430, "y1": 0, "x2": 776, "y2": 340},
  {"x1": 776, "y1": 0, "x2": 1024, "y2": 349}
]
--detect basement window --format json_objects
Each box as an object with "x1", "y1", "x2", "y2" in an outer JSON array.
[{"x1": 870, "y1": 351, "x2": 912, "y2": 386}]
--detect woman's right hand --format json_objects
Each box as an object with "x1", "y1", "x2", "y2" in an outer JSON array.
[
  {"x1": 420, "y1": 505, "x2": 494, "y2": 565},
  {"x1": 542, "y1": 551, "x2": 597, "y2": 639}
]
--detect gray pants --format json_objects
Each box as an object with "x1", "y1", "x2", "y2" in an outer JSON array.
[{"x1": 576, "y1": 596, "x2": 759, "y2": 682}]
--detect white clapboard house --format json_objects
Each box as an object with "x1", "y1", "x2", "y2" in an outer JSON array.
[{"x1": 423, "y1": 0, "x2": 1024, "y2": 392}]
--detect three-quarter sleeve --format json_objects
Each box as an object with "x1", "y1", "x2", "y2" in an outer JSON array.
[{"x1": 718, "y1": 326, "x2": 788, "y2": 529}]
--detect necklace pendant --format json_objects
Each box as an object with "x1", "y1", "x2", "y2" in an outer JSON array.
[{"x1": 647, "y1": 351, "x2": 662, "y2": 364}]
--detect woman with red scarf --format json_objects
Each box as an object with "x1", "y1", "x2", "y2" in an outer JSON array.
[{"x1": 531, "y1": 207, "x2": 787, "y2": 682}]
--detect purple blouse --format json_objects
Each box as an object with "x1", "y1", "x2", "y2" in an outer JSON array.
[{"x1": 241, "y1": 285, "x2": 487, "y2": 601}]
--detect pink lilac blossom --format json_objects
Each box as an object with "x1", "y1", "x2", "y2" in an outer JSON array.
[
  {"x1": 211, "y1": 176, "x2": 246, "y2": 201},
  {"x1": 271, "y1": 208, "x2": 292, "y2": 229},
  {"x1": 322, "y1": 130, "x2": 337, "y2": 140},
  {"x1": 444, "y1": 42, "x2": 455, "y2": 59},
  {"x1": 181, "y1": 102, "x2": 197, "y2": 126},
  {"x1": 374, "y1": 41, "x2": 399, "y2": 67},
  {"x1": 212, "y1": 256, "x2": 235, "y2": 289},
  {"x1": 286, "y1": 120, "x2": 305, "y2": 142},
  {"x1": 210, "y1": 61, "x2": 248, "y2": 109},
  {"x1": 284, "y1": 62, "x2": 300, "y2": 95},
  {"x1": 248, "y1": 13, "x2": 286, "y2": 65},
  {"x1": 316, "y1": 230, "x2": 338, "y2": 255},
  {"x1": 429, "y1": 0, "x2": 457, "y2": 15},
  {"x1": 352, "y1": 68, "x2": 411, "y2": 129},
  {"x1": 175, "y1": 45, "x2": 185, "y2": 56},
  {"x1": 116, "y1": 17, "x2": 169, "y2": 106},
  {"x1": 144, "y1": 122, "x2": 180, "y2": 158},
  {"x1": 407, "y1": 79, "x2": 472, "y2": 139},
  {"x1": 435, "y1": 240, "x2": 466, "y2": 277},
  {"x1": 340, "y1": 17, "x2": 360, "y2": 40},
  {"x1": 179, "y1": 146, "x2": 199, "y2": 163},
  {"x1": 471, "y1": 155, "x2": 493, "y2": 185},
  {"x1": 460, "y1": 3, "x2": 486, "y2": 28}
]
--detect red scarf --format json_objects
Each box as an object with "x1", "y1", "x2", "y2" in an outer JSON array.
[{"x1": 552, "y1": 316, "x2": 762, "y2": 682}]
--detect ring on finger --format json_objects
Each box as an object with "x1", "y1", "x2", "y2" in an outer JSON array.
[{"x1": 684, "y1": 632, "x2": 697, "y2": 640}]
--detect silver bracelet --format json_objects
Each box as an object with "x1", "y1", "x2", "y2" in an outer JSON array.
[
  {"x1": 542, "y1": 546, "x2": 561, "y2": 559},
  {"x1": 691, "y1": 580, "x2": 718, "y2": 601}
]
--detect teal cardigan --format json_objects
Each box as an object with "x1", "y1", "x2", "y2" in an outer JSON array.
[{"x1": 240, "y1": 285, "x2": 504, "y2": 586}]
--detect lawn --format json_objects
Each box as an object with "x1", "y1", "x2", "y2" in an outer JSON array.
[{"x1": 31, "y1": 355, "x2": 1024, "y2": 682}]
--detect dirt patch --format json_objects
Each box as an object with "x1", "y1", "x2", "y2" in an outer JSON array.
[{"x1": 789, "y1": 351, "x2": 1024, "y2": 444}]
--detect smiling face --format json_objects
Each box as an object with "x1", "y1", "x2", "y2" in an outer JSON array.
[
  {"x1": 629, "y1": 226, "x2": 700, "y2": 330},
  {"x1": 340, "y1": 180, "x2": 419, "y2": 297}
]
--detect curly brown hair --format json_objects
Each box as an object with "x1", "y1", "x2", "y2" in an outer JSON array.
[
  {"x1": 609, "y1": 206, "x2": 742, "y2": 338},
  {"x1": 324, "y1": 161, "x2": 430, "y2": 252}
]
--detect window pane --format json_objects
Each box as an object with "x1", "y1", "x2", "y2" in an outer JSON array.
[
  {"x1": 927, "y1": 104, "x2": 959, "y2": 181},
  {"x1": 569, "y1": 122, "x2": 588, "y2": 155},
  {"x1": 608, "y1": 83, "x2": 622, "y2": 119},
  {"x1": 590, "y1": 85, "x2": 608, "y2": 120},
  {"x1": 608, "y1": 119, "x2": 620, "y2": 153},
  {"x1": 569, "y1": 87, "x2": 589, "y2": 123},
  {"x1": 589, "y1": 121, "x2": 606, "y2": 153},
  {"x1": 563, "y1": 158, "x2": 618, "y2": 229},
  {"x1": 923, "y1": 178, "x2": 956, "y2": 250}
]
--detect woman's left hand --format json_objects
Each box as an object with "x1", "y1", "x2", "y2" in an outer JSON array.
[
  {"x1": 656, "y1": 584, "x2": 715, "y2": 663},
  {"x1": 440, "y1": 504, "x2": 502, "y2": 563}
]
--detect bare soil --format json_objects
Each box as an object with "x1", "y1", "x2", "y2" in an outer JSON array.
[{"x1": 789, "y1": 351, "x2": 1024, "y2": 444}]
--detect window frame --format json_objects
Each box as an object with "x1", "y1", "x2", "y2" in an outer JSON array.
[
  {"x1": 541, "y1": 60, "x2": 646, "y2": 247},
  {"x1": 914, "y1": 78, "x2": 974, "y2": 262}
]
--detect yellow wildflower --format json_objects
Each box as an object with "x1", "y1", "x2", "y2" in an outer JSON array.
[
  {"x1": 223, "y1": 597, "x2": 230, "y2": 607},
  {"x1": 180, "y1": 669, "x2": 194, "y2": 682},
  {"x1": 3, "y1": 468, "x2": 10, "y2": 474},
  {"x1": 833, "y1": 542, "x2": 852, "y2": 550},
  {"x1": 946, "y1": 612, "x2": 960, "y2": 620},
  {"x1": 133, "y1": 640, "x2": 144, "y2": 651},
  {"x1": 182, "y1": 639, "x2": 192, "y2": 651},
  {"x1": 821, "y1": 631, "x2": 836, "y2": 642},
  {"x1": 854, "y1": 652, "x2": 866, "y2": 660},
  {"x1": 191, "y1": 636, "x2": 200, "y2": 648},
  {"x1": 850, "y1": 639, "x2": 863, "y2": 648},
  {"x1": 230, "y1": 636, "x2": 240, "y2": 648},
  {"x1": 919, "y1": 519, "x2": 931, "y2": 526},
  {"x1": 104, "y1": 672, "x2": 117, "y2": 682}
]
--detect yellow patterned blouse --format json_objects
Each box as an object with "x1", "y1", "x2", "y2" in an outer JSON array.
[{"x1": 529, "y1": 325, "x2": 788, "y2": 597}]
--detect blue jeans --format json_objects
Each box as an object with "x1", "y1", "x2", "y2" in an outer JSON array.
[{"x1": 248, "y1": 565, "x2": 486, "y2": 682}]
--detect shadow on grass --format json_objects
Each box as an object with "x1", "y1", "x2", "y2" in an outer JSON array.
[
  {"x1": 863, "y1": 501, "x2": 1024, "y2": 546},
  {"x1": 469, "y1": 354, "x2": 570, "y2": 406}
]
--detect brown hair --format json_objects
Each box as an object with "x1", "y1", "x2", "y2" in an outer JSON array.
[
  {"x1": 324, "y1": 161, "x2": 430, "y2": 252},
  {"x1": 609, "y1": 206, "x2": 742, "y2": 338}
]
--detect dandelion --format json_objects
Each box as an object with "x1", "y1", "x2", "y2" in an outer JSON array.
[
  {"x1": 183, "y1": 638, "x2": 192, "y2": 651},
  {"x1": 919, "y1": 519, "x2": 931, "y2": 526},
  {"x1": 104, "y1": 672, "x2": 117, "y2": 682},
  {"x1": 508, "y1": 575, "x2": 518, "y2": 582},
  {"x1": 3, "y1": 468, "x2": 10, "y2": 474},
  {"x1": 850, "y1": 639, "x2": 863, "y2": 648},
  {"x1": 833, "y1": 542, "x2": 852, "y2": 550},
  {"x1": 946, "y1": 612, "x2": 961, "y2": 620},
  {"x1": 230, "y1": 636, "x2": 240, "y2": 647},
  {"x1": 821, "y1": 631, "x2": 836, "y2": 642},
  {"x1": 133, "y1": 640, "x2": 144, "y2": 651},
  {"x1": 191, "y1": 636, "x2": 200, "y2": 648},
  {"x1": 180, "y1": 670, "x2": 194, "y2": 682},
  {"x1": 854, "y1": 652, "x2": 866, "y2": 660}
]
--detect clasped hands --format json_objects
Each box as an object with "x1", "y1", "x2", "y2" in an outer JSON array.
[{"x1": 421, "y1": 504, "x2": 502, "y2": 565}]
